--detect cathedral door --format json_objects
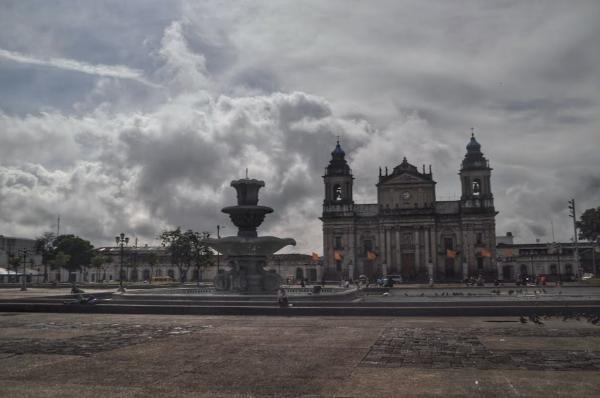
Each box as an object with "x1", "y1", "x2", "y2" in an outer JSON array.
[
  {"x1": 363, "y1": 261, "x2": 375, "y2": 279},
  {"x1": 445, "y1": 258, "x2": 455, "y2": 279},
  {"x1": 401, "y1": 253, "x2": 416, "y2": 281}
]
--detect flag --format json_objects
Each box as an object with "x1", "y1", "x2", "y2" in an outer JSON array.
[
  {"x1": 480, "y1": 248, "x2": 492, "y2": 257},
  {"x1": 367, "y1": 250, "x2": 377, "y2": 261},
  {"x1": 503, "y1": 248, "x2": 514, "y2": 257},
  {"x1": 334, "y1": 250, "x2": 344, "y2": 261},
  {"x1": 446, "y1": 249, "x2": 457, "y2": 258},
  {"x1": 311, "y1": 252, "x2": 320, "y2": 262}
]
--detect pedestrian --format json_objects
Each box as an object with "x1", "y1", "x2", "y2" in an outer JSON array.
[
  {"x1": 300, "y1": 279, "x2": 305, "y2": 288},
  {"x1": 277, "y1": 287, "x2": 289, "y2": 307}
]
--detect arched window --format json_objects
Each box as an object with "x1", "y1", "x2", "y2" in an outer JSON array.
[
  {"x1": 130, "y1": 269, "x2": 138, "y2": 282},
  {"x1": 333, "y1": 184, "x2": 343, "y2": 201},
  {"x1": 520, "y1": 264, "x2": 528, "y2": 275},
  {"x1": 296, "y1": 267, "x2": 304, "y2": 281},
  {"x1": 565, "y1": 264, "x2": 573, "y2": 275},
  {"x1": 472, "y1": 179, "x2": 481, "y2": 197},
  {"x1": 550, "y1": 264, "x2": 557, "y2": 275}
]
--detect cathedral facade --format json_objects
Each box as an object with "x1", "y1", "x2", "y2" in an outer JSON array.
[{"x1": 321, "y1": 134, "x2": 497, "y2": 282}]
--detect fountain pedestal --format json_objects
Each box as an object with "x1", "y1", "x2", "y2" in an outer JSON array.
[{"x1": 202, "y1": 178, "x2": 295, "y2": 293}]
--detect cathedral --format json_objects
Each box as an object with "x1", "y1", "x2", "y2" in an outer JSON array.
[{"x1": 320, "y1": 133, "x2": 497, "y2": 282}]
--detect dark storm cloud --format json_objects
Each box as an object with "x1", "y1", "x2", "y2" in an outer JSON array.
[{"x1": 0, "y1": 1, "x2": 599, "y2": 251}]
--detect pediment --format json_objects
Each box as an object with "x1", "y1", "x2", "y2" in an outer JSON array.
[{"x1": 380, "y1": 173, "x2": 431, "y2": 185}]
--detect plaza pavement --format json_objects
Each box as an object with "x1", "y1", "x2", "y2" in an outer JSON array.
[{"x1": 1, "y1": 312, "x2": 600, "y2": 397}]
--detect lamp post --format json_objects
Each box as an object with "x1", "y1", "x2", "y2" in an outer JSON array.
[
  {"x1": 115, "y1": 233, "x2": 129, "y2": 293},
  {"x1": 17, "y1": 248, "x2": 29, "y2": 291}
]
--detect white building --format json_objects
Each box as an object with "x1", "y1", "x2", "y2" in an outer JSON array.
[
  {"x1": 0, "y1": 235, "x2": 42, "y2": 283},
  {"x1": 495, "y1": 232, "x2": 597, "y2": 281},
  {"x1": 48, "y1": 246, "x2": 322, "y2": 285}
]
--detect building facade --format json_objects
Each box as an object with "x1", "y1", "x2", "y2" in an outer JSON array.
[
  {"x1": 496, "y1": 232, "x2": 598, "y2": 281},
  {"x1": 45, "y1": 246, "x2": 320, "y2": 285},
  {"x1": 321, "y1": 134, "x2": 497, "y2": 282},
  {"x1": 0, "y1": 235, "x2": 42, "y2": 283}
]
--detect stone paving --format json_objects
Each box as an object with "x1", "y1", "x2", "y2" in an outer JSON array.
[
  {"x1": 361, "y1": 327, "x2": 600, "y2": 371},
  {"x1": 0, "y1": 316, "x2": 205, "y2": 357},
  {"x1": 2, "y1": 313, "x2": 600, "y2": 397}
]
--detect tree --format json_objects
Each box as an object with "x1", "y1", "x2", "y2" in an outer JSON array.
[
  {"x1": 146, "y1": 252, "x2": 159, "y2": 283},
  {"x1": 8, "y1": 255, "x2": 20, "y2": 272},
  {"x1": 91, "y1": 255, "x2": 109, "y2": 282},
  {"x1": 160, "y1": 227, "x2": 192, "y2": 283},
  {"x1": 189, "y1": 231, "x2": 214, "y2": 286},
  {"x1": 577, "y1": 207, "x2": 600, "y2": 243},
  {"x1": 52, "y1": 235, "x2": 94, "y2": 280},
  {"x1": 35, "y1": 232, "x2": 56, "y2": 282},
  {"x1": 51, "y1": 251, "x2": 71, "y2": 275}
]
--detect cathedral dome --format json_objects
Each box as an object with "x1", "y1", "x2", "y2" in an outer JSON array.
[
  {"x1": 461, "y1": 131, "x2": 489, "y2": 170},
  {"x1": 466, "y1": 134, "x2": 481, "y2": 153},
  {"x1": 331, "y1": 140, "x2": 345, "y2": 158},
  {"x1": 325, "y1": 140, "x2": 351, "y2": 176}
]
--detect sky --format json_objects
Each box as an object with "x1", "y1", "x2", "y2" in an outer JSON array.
[{"x1": 0, "y1": 0, "x2": 599, "y2": 252}]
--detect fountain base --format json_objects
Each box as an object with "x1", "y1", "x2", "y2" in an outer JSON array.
[{"x1": 214, "y1": 255, "x2": 281, "y2": 293}]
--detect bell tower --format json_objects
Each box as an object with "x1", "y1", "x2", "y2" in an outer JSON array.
[
  {"x1": 323, "y1": 140, "x2": 353, "y2": 205},
  {"x1": 460, "y1": 130, "x2": 494, "y2": 209}
]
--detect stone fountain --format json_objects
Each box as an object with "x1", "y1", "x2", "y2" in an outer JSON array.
[{"x1": 202, "y1": 178, "x2": 296, "y2": 293}]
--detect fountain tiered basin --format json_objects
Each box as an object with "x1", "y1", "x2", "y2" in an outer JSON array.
[{"x1": 201, "y1": 177, "x2": 296, "y2": 293}]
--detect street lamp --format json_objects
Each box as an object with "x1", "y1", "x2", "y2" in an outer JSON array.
[
  {"x1": 115, "y1": 233, "x2": 129, "y2": 293},
  {"x1": 17, "y1": 248, "x2": 29, "y2": 291}
]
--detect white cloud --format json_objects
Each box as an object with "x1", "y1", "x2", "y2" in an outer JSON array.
[
  {"x1": 0, "y1": 1, "x2": 599, "y2": 252},
  {"x1": 0, "y1": 48, "x2": 160, "y2": 87}
]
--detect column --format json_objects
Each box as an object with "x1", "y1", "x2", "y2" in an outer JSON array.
[
  {"x1": 395, "y1": 229, "x2": 401, "y2": 274},
  {"x1": 379, "y1": 226, "x2": 386, "y2": 275},
  {"x1": 385, "y1": 228, "x2": 391, "y2": 276},
  {"x1": 414, "y1": 229, "x2": 420, "y2": 270},
  {"x1": 432, "y1": 228, "x2": 439, "y2": 278},
  {"x1": 348, "y1": 226, "x2": 355, "y2": 279},
  {"x1": 424, "y1": 227, "x2": 430, "y2": 264}
]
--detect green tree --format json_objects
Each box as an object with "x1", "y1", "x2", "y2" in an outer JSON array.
[
  {"x1": 160, "y1": 227, "x2": 192, "y2": 283},
  {"x1": 189, "y1": 231, "x2": 214, "y2": 286},
  {"x1": 51, "y1": 251, "x2": 71, "y2": 278},
  {"x1": 8, "y1": 255, "x2": 20, "y2": 272},
  {"x1": 577, "y1": 207, "x2": 600, "y2": 243},
  {"x1": 52, "y1": 235, "x2": 94, "y2": 279},
  {"x1": 91, "y1": 255, "x2": 109, "y2": 282},
  {"x1": 146, "y1": 251, "x2": 159, "y2": 283},
  {"x1": 34, "y1": 232, "x2": 56, "y2": 282}
]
